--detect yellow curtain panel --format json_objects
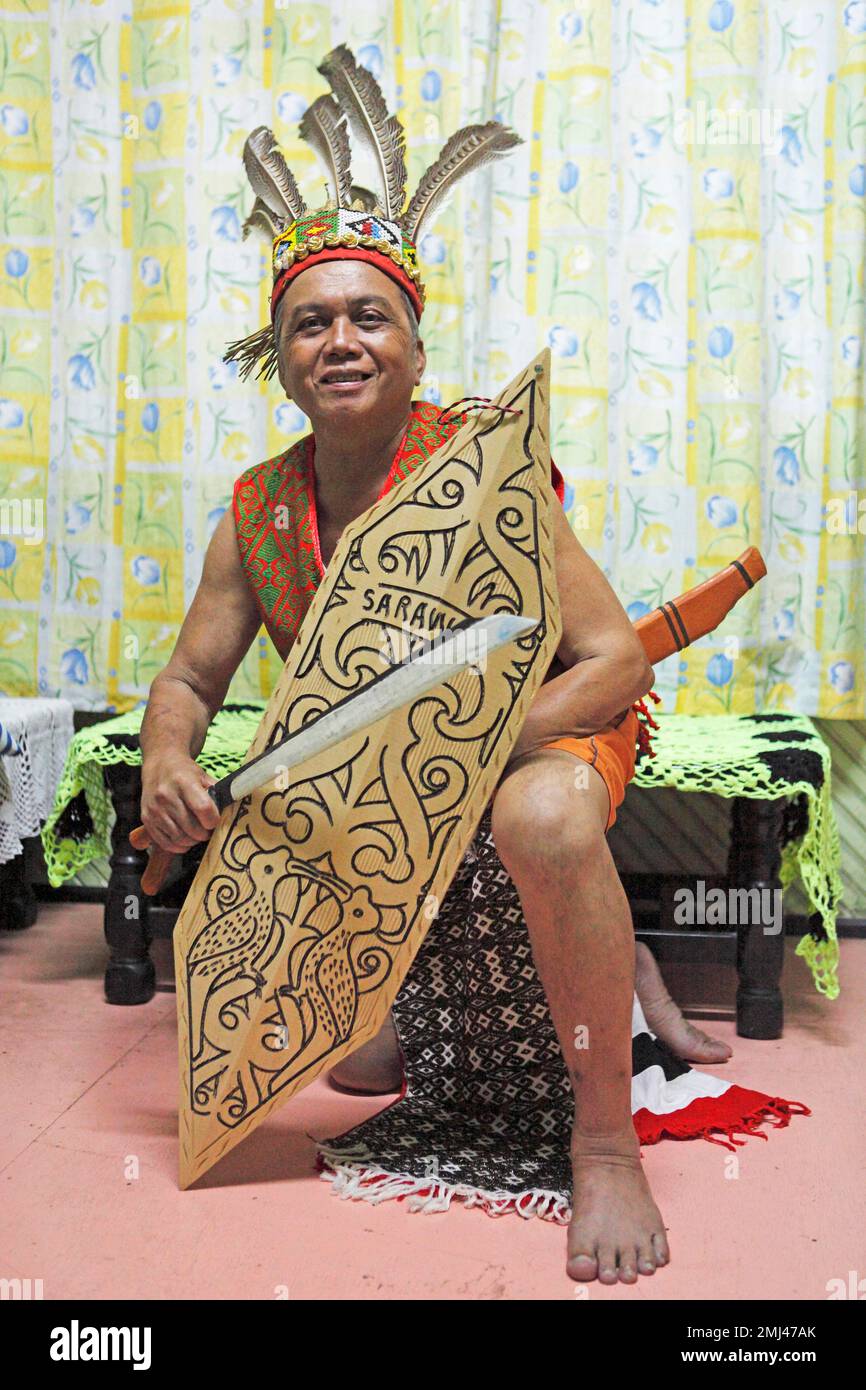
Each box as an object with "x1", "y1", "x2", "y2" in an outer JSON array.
[{"x1": 0, "y1": 0, "x2": 863, "y2": 714}]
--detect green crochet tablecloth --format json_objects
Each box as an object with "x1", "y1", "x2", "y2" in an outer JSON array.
[{"x1": 41, "y1": 707, "x2": 841, "y2": 999}]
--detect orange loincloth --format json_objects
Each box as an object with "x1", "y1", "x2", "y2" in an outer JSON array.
[{"x1": 541, "y1": 706, "x2": 640, "y2": 831}]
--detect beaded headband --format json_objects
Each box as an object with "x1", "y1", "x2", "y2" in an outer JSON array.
[{"x1": 223, "y1": 44, "x2": 521, "y2": 382}]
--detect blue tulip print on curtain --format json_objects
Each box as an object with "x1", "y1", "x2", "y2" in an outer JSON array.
[{"x1": 0, "y1": 0, "x2": 862, "y2": 717}]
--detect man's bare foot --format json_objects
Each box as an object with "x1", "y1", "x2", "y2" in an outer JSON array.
[
  {"x1": 635, "y1": 941, "x2": 733, "y2": 1064},
  {"x1": 567, "y1": 1126, "x2": 670, "y2": 1284},
  {"x1": 328, "y1": 1012, "x2": 403, "y2": 1094}
]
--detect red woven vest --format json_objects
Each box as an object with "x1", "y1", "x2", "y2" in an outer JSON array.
[{"x1": 233, "y1": 399, "x2": 565, "y2": 660}]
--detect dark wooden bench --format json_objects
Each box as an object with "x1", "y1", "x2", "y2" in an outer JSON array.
[{"x1": 100, "y1": 749, "x2": 818, "y2": 1040}]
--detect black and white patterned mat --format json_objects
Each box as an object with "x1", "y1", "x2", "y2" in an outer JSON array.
[{"x1": 318, "y1": 808, "x2": 806, "y2": 1222}]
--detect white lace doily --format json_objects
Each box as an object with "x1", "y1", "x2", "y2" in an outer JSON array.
[{"x1": 0, "y1": 699, "x2": 75, "y2": 864}]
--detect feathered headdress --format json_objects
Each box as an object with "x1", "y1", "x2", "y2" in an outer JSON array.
[{"x1": 224, "y1": 44, "x2": 521, "y2": 381}]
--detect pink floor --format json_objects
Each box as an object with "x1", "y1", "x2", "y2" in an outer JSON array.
[{"x1": 1, "y1": 901, "x2": 863, "y2": 1301}]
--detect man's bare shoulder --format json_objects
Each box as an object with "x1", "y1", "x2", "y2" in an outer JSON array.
[
  {"x1": 205, "y1": 507, "x2": 248, "y2": 578},
  {"x1": 547, "y1": 484, "x2": 648, "y2": 669},
  {"x1": 206, "y1": 436, "x2": 310, "y2": 595},
  {"x1": 162, "y1": 507, "x2": 263, "y2": 711},
  {"x1": 233, "y1": 437, "x2": 310, "y2": 501}
]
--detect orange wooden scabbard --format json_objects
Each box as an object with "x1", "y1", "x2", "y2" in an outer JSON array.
[{"x1": 633, "y1": 546, "x2": 766, "y2": 666}]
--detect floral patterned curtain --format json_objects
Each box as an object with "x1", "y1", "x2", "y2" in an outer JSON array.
[{"x1": 1, "y1": 0, "x2": 863, "y2": 714}]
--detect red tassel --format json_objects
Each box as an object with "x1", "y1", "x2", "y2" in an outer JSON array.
[
  {"x1": 632, "y1": 689, "x2": 662, "y2": 762},
  {"x1": 634, "y1": 1089, "x2": 810, "y2": 1151}
]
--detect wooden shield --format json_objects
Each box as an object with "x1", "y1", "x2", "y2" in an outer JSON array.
[{"x1": 174, "y1": 349, "x2": 562, "y2": 1186}]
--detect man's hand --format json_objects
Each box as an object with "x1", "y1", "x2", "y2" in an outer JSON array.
[{"x1": 139, "y1": 755, "x2": 221, "y2": 855}]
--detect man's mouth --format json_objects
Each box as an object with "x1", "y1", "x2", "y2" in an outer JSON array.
[{"x1": 318, "y1": 370, "x2": 373, "y2": 391}]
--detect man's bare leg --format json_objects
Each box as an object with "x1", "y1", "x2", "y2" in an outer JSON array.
[
  {"x1": 330, "y1": 948, "x2": 731, "y2": 1093},
  {"x1": 635, "y1": 942, "x2": 732, "y2": 1063},
  {"x1": 491, "y1": 749, "x2": 669, "y2": 1284},
  {"x1": 329, "y1": 1013, "x2": 402, "y2": 1093}
]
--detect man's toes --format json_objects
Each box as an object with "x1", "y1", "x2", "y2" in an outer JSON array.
[
  {"x1": 617, "y1": 1249, "x2": 638, "y2": 1284},
  {"x1": 566, "y1": 1249, "x2": 598, "y2": 1282},
  {"x1": 653, "y1": 1231, "x2": 670, "y2": 1265},
  {"x1": 693, "y1": 1041, "x2": 733, "y2": 1064},
  {"x1": 694, "y1": 1031, "x2": 733, "y2": 1061},
  {"x1": 596, "y1": 1244, "x2": 619, "y2": 1284},
  {"x1": 567, "y1": 1223, "x2": 599, "y2": 1282},
  {"x1": 637, "y1": 1240, "x2": 657, "y2": 1275}
]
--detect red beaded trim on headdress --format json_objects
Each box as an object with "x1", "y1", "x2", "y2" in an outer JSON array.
[{"x1": 271, "y1": 246, "x2": 424, "y2": 321}]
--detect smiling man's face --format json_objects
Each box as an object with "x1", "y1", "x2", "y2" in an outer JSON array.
[{"x1": 276, "y1": 260, "x2": 425, "y2": 436}]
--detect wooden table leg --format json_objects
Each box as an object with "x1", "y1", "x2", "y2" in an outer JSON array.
[
  {"x1": 0, "y1": 853, "x2": 38, "y2": 930},
  {"x1": 729, "y1": 795, "x2": 786, "y2": 1039},
  {"x1": 103, "y1": 762, "x2": 155, "y2": 1005}
]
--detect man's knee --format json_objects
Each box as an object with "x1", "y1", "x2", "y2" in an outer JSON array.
[{"x1": 491, "y1": 757, "x2": 606, "y2": 876}]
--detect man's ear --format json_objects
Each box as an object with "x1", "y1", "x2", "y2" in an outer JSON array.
[
  {"x1": 414, "y1": 338, "x2": 426, "y2": 385},
  {"x1": 277, "y1": 350, "x2": 291, "y2": 400},
  {"x1": 274, "y1": 313, "x2": 293, "y2": 398}
]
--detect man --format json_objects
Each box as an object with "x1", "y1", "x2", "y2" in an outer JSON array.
[
  {"x1": 140, "y1": 247, "x2": 738, "y2": 1283},
  {"x1": 138, "y1": 47, "x2": 731, "y2": 1284}
]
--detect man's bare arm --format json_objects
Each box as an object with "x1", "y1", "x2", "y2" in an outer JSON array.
[
  {"x1": 510, "y1": 494, "x2": 654, "y2": 756},
  {"x1": 138, "y1": 508, "x2": 264, "y2": 852}
]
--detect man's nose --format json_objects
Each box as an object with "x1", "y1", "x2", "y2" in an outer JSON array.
[{"x1": 323, "y1": 315, "x2": 361, "y2": 355}]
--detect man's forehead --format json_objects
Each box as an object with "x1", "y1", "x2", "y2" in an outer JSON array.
[
  {"x1": 281, "y1": 262, "x2": 404, "y2": 317},
  {"x1": 284, "y1": 290, "x2": 396, "y2": 318}
]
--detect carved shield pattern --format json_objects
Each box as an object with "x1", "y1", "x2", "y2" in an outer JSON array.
[{"x1": 174, "y1": 350, "x2": 562, "y2": 1186}]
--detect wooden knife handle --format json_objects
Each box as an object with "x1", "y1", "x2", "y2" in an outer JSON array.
[
  {"x1": 128, "y1": 825, "x2": 176, "y2": 897},
  {"x1": 130, "y1": 784, "x2": 220, "y2": 896}
]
